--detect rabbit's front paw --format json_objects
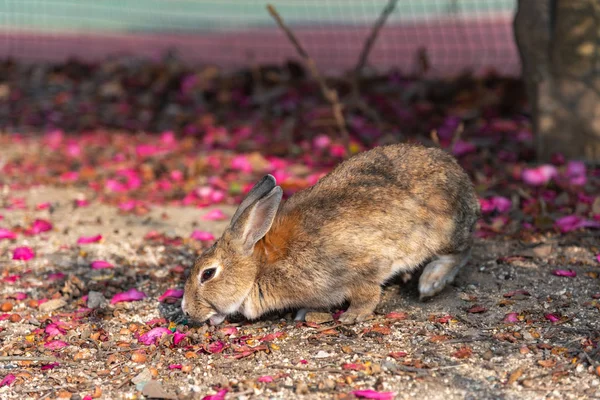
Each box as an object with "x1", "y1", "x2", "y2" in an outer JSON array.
[
  {"x1": 338, "y1": 309, "x2": 373, "y2": 324},
  {"x1": 338, "y1": 284, "x2": 381, "y2": 324}
]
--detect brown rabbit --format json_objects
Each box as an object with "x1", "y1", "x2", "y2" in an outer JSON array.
[{"x1": 182, "y1": 143, "x2": 480, "y2": 325}]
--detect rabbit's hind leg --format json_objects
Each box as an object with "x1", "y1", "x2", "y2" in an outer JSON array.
[{"x1": 418, "y1": 248, "x2": 471, "y2": 300}]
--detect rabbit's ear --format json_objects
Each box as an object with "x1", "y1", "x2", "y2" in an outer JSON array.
[
  {"x1": 230, "y1": 175, "x2": 276, "y2": 226},
  {"x1": 230, "y1": 186, "x2": 283, "y2": 255}
]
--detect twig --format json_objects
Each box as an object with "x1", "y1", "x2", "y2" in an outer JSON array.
[
  {"x1": 0, "y1": 356, "x2": 77, "y2": 366},
  {"x1": 354, "y1": 0, "x2": 399, "y2": 77},
  {"x1": 430, "y1": 130, "x2": 440, "y2": 147},
  {"x1": 266, "y1": 4, "x2": 350, "y2": 154},
  {"x1": 450, "y1": 122, "x2": 464, "y2": 152},
  {"x1": 266, "y1": 364, "x2": 343, "y2": 373}
]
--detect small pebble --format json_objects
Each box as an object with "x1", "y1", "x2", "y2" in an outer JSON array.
[
  {"x1": 295, "y1": 382, "x2": 309, "y2": 395},
  {"x1": 1, "y1": 302, "x2": 13, "y2": 312}
]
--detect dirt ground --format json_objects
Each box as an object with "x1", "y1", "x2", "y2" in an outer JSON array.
[{"x1": 0, "y1": 186, "x2": 599, "y2": 400}]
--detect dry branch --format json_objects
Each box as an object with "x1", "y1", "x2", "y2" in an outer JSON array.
[
  {"x1": 0, "y1": 356, "x2": 77, "y2": 366},
  {"x1": 354, "y1": 0, "x2": 399, "y2": 77},
  {"x1": 266, "y1": 4, "x2": 350, "y2": 154}
]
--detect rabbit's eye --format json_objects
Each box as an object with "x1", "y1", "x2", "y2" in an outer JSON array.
[{"x1": 201, "y1": 268, "x2": 216, "y2": 283}]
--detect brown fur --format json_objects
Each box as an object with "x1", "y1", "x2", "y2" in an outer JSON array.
[{"x1": 182, "y1": 143, "x2": 481, "y2": 325}]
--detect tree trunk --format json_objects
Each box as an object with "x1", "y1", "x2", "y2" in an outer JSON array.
[{"x1": 514, "y1": 0, "x2": 600, "y2": 161}]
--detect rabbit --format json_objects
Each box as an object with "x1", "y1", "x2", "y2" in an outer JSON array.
[{"x1": 182, "y1": 143, "x2": 481, "y2": 325}]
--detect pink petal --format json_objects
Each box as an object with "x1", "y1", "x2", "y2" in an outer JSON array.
[
  {"x1": 138, "y1": 327, "x2": 172, "y2": 345},
  {"x1": 91, "y1": 260, "x2": 114, "y2": 269},
  {"x1": 190, "y1": 230, "x2": 215, "y2": 241},
  {"x1": 47, "y1": 272, "x2": 65, "y2": 281},
  {"x1": 168, "y1": 364, "x2": 182, "y2": 370},
  {"x1": 28, "y1": 219, "x2": 53, "y2": 234},
  {"x1": 202, "y1": 209, "x2": 227, "y2": 221},
  {"x1": 452, "y1": 140, "x2": 476, "y2": 157},
  {"x1": 36, "y1": 202, "x2": 51, "y2": 210},
  {"x1": 545, "y1": 313, "x2": 560, "y2": 323},
  {"x1": 202, "y1": 389, "x2": 228, "y2": 400},
  {"x1": 220, "y1": 326, "x2": 238, "y2": 336},
  {"x1": 110, "y1": 288, "x2": 147, "y2": 304},
  {"x1": 74, "y1": 199, "x2": 89, "y2": 207},
  {"x1": 257, "y1": 375, "x2": 274, "y2": 383},
  {"x1": 204, "y1": 341, "x2": 225, "y2": 354},
  {"x1": 522, "y1": 165, "x2": 557, "y2": 186},
  {"x1": 45, "y1": 323, "x2": 66, "y2": 337},
  {"x1": 0, "y1": 374, "x2": 16, "y2": 387},
  {"x1": 351, "y1": 389, "x2": 396, "y2": 400},
  {"x1": 77, "y1": 234, "x2": 103, "y2": 244},
  {"x1": 503, "y1": 313, "x2": 519, "y2": 323},
  {"x1": 0, "y1": 228, "x2": 17, "y2": 240},
  {"x1": 44, "y1": 340, "x2": 69, "y2": 350},
  {"x1": 552, "y1": 269, "x2": 577, "y2": 277},
  {"x1": 480, "y1": 196, "x2": 512, "y2": 214},
  {"x1": 40, "y1": 362, "x2": 59, "y2": 370},
  {"x1": 555, "y1": 215, "x2": 600, "y2": 233},
  {"x1": 13, "y1": 246, "x2": 35, "y2": 261},
  {"x1": 9, "y1": 292, "x2": 27, "y2": 300},
  {"x1": 313, "y1": 135, "x2": 332, "y2": 150},
  {"x1": 596, "y1": 254, "x2": 600, "y2": 263},
  {"x1": 231, "y1": 155, "x2": 253, "y2": 173},
  {"x1": 173, "y1": 332, "x2": 187, "y2": 346},
  {"x1": 158, "y1": 289, "x2": 184, "y2": 302}
]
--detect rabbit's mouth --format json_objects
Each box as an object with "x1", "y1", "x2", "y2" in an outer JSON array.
[{"x1": 209, "y1": 313, "x2": 226, "y2": 326}]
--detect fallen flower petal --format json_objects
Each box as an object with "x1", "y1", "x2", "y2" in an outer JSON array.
[
  {"x1": 219, "y1": 326, "x2": 238, "y2": 336},
  {"x1": 204, "y1": 341, "x2": 226, "y2": 354},
  {"x1": 28, "y1": 219, "x2": 52, "y2": 235},
  {"x1": 190, "y1": 230, "x2": 215, "y2": 241},
  {"x1": 202, "y1": 209, "x2": 227, "y2": 221},
  {"x1": 8, "y1": 292, "x2": 27, "y2": 300},
  {"x1": 503, "y1": 313, "x2": 519, "y2": 323},
  {"x1": 545, "y1": 313, "x2": 560, "y2": 323},
  {"x1": 0, "y1": 374, "x2": 16, "y2": 387},
  {"x1": 0, "y1": 228, "x2": 17, "y2": 240},
  {"x1": 110, "y1": 288, "x2": 147, "y2": 304},
  {"x1": 522, "y1": 165, "x2": 557, "y2": 186},
  {"x1": 257, "y1": 375, "x2": 274, "y2": 383},
  {"x1": 90, "y1": 260, "x2": 114, "y2": 269},
  {"x1": 385, "y1": 312, "x2": 408, "y2": 320},
  {"x1": 77, "y1": 234, "x2": 103, "y2": 244},
  {"x1": 467, "y1": 305, "x2": 487, "y2": 313},
  {"x1": 168, "y1": 364, "x2": 182, "y2": 370},
  {"x1": 342, "y1": 363, "x2": 366, "y2": 371},
  {"x1": 350, "y1": 389, "x2": 396, "y2": 400},
  {"x1": 36, "y1": 202, "x2": 51, "y2": 210},
  {"x1": 13, "y1": 246, "x2": 35, "y2": 260},
  {"x1": 138, "y1": 327, "x2": 172, "y2": 345},
  {"x1": 552, "y1": 269, "x2": 577, "y2": 277},
  {"x1": 40, "y1": 362, "x2": 59, "y2": 370},
  {"x1": 555, "y1": 215, "x2": 600, "y2": 233},
  {"x1": 202, "y1": 389, "x2": 227, "y2": 400},
  {"x1": 388, "y1": 351, "x2": 407, "y2": 359},
  {"x1": 173, "y1": 332, "x2": 187, "y2": 346},
  {"x1": 158, "y1": 289, "x2": 184, "y2": 302},
  {"x1": 44, "y1": 340, "x2": 69, "y2": 349}
]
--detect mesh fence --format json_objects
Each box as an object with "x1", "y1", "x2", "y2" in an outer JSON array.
[{"x1": 0, "y1": 0, "x2": 519, "y2": 77}]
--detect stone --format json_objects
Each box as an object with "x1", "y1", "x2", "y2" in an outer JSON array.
[{"x1": 304, "y1": 312, "x2": 333, "y2": 324}]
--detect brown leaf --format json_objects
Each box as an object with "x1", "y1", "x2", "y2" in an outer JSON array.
[
  {"x1": 429, "y1": 335, "x2": 451, "y2": 343},
  {"x1": 537, "y1": 359, "x2": 557, "y2": 368},
  {"x1": 452, "y1": 346, "x2": 473, "y2": 359},
  {"x1": 466, "y1": 305, "x2": 487, "y2": 314},
  {"x1": 508, "y1": 367, "x2": 524, "y2": 385}
]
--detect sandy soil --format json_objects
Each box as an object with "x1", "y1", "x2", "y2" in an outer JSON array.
[{"x1": 1, "y1": 186, "x2": 599, "y2": 400}]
